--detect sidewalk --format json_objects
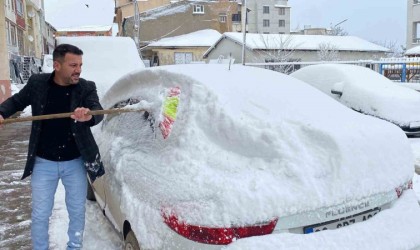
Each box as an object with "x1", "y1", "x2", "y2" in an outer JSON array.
[{"x1": 0, "y1": 122, "x2": 32, "y2": 249}]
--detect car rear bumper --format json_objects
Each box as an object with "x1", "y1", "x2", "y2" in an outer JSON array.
[{"x1": 224, "y1": 190, "x2": 420, "y2": 250}]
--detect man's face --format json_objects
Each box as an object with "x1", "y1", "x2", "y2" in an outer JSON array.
[{"x1": 54, "y1": 53, "x2": 83, "y2": 85}]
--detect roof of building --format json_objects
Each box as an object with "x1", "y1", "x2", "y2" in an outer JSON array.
[
  {"x1": 204, "y1": 33, "x2": 390, "y2": 57},
  {"x1": 147, "y1": 29, "x2": 221, "y2": 48},
  {"x1": 405, "y1": 45, "x2": 420, "y2": 55},
  {"x1": 56, "y1": 25, "x2": 112, "y2": 32}
]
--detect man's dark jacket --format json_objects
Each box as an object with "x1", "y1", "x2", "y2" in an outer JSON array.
[{"x1": 0, "y1": 73, "x2": 105, "y2": 182}]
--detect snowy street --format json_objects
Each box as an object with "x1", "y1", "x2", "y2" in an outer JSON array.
[{"x1": 0, "y1": 121, "x2": 419, "y2": 249}]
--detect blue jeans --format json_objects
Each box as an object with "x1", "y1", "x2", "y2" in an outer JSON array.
[{"x1": 31, "y1": 157, "x2": 87, "y2": 250}]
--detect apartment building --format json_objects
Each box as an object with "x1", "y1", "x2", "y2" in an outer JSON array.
[
  {"x1": 1, "y1": 1, "x2": 11, "y2": 103},
  {"x1": 123, "y1": 0, "x2": 239, "y2": 46},
  {"x1": 407, "y1": 0, "x2": 420, "y2": 50},
  {"x1": 244, "y1": 0, "x2": 290, "y2": 34},
  {"x1": 114, "y1": 0, "x2": 174, "y2": 36},
  {"x1": 1, "y1": 0, "x2": 48, "y2": 102}
]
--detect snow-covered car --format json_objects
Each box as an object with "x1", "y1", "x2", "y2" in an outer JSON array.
[
  {"x1": 88, "y1": 64, "x2": 418, "y2": 249},
  {"x1": 41, "y1": 54, "x2": 53, "y2": 73},
  {"x1": 290, "y1": 64, "x2": 420, "y2": 136}
]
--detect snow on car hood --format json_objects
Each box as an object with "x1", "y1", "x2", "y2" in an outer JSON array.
[
  {"x1": 291, "y1": 64, "x2": 420, "y2": 127},
  {"x1": 95, "y1": 64, "x2": 413, "y2": 231}
]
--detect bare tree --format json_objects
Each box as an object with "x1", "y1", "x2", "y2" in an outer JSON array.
[
  {"x1": 372, "y1": 40, "x2": 404, "y2": 58},
  {"x1": 254, "y1": 34, "x2": 301, "y2": 74},
  {"x1": 317, "y1": 42, "x2": 339, "y2": 61},
  {"x1": 328, "y1": 24, "x2": 348, "y2": 36}
]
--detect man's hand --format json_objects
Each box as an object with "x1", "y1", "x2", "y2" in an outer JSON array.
[{"x1": 71, "y1": 107, "x2": 92, "y2": 122}]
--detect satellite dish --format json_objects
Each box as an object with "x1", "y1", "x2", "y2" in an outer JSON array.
[
  {"x1": 28, "y1": 10, "x2": 35, "y2": 18},
  {"x1": 28, "y1": 35, "x2": 34, "y2": 42}
]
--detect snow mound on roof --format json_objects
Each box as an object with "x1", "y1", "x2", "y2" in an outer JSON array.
[
  {"x1": 56, "y1": 36, "x2": 145, "y2": 98},
  {"x1": 224, "y1": 33, "x2": 389, "y2": 52},
  {"x1": 148, "y1": 29, "x2": 221, "y2": 47},
  {"x1": 405, "y1": 45, "x2": 420, "y2": 55},
  {"x1": 291, "y1": 64, "x2": 420, "y2": 126}
]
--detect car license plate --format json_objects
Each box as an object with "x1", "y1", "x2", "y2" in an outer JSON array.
[{"x1": 303, "y1": 208, "x2": 381, "y2": 234}]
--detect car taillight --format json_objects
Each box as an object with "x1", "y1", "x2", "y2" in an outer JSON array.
[
  {"x1": 395, "y1": 180, "x2": 413, "y2": 198},
  {"x1": 162, "y1": 213, "x2": 278, "y2": 245}
]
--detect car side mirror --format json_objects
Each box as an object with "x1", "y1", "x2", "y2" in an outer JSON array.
[{"x1": 331, "y1": 82, "x2": 344, "y2": 97}]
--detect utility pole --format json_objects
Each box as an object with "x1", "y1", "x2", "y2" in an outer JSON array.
[
  {"x1": 241, "y1": 0, "x2": 247, "y2": 65},
  {"x1": 133, "y1": 0, "x2": 142, "y2": 58}
]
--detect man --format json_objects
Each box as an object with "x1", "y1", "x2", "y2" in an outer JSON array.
[{"x1": 0, "y1": 44, "x2": 104, "y2": 249}]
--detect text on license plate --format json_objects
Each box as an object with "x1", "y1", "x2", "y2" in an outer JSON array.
[{"x1": 303, "y1": 207, "x2": 381, "y2": 234}]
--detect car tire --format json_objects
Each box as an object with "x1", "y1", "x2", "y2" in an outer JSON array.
[
  {"x1": 125, "y1": 230, "x2": 140, "y2": 250},
  {"x1": 86, "y1": 179, "x2": 96, "y2": 201}
]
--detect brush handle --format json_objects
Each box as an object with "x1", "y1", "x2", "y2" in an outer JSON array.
[{"x1": 0, "y1": 108, "x2": 145, "y2": 125}]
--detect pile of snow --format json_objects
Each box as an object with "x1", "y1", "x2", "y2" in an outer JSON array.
[
  {"x1": 291, "y1": 64, "x2": 420, "y2": 127},
  {"x1": 219, "y1": 33, "x2": 389, "y2": 52},
  {"x1": 95, "y1": 64, "x2": 415, "y2": 248},
  {"x1": 10, "y1": 84, "x2": 31, "y2": 117},
  {"x1": 56, "y1": 36, "x2": 145, "y2": 98},
  {"x1": 147, "y1": 29, "x2": 221, "y2": 47}
]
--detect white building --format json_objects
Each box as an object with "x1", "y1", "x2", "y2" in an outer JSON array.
[
  {"x1": 204, "y1": 33, "x2": 389, "y2": 63},
  {"x1": 242, "y1": 0, "x2": 291, "y2": 34},
  {"x1": 407, "y1": 0, "x2": 420, "y2": 50}
]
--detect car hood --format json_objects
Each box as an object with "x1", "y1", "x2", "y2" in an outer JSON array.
[
  {"x1": 291, "y1": 64, "x2": 420, "y2": 127},
  {"x1": 95, "y1": 64, "x2": 413, "y2": 226}
]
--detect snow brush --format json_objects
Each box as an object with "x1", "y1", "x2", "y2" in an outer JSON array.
[{"x1": 0, "y1": 86, "x2": 181, "y2": 139}]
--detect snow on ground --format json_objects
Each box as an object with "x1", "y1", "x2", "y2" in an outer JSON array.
[
  {"x1": 10, "y1": 84, "x2": 31, "y2": 116},
  {"x1": 49, "y1": 182, "x2": 121, "y2": 249}
]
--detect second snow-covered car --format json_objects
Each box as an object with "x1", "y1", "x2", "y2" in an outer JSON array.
[
  {"x1": 291, "y1": 63, "x2": 420, "y2": 136},
  {"x1": 87, "y1": 64, "x2": 416, "y2": 249}
]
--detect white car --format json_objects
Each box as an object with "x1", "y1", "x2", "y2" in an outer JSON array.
[
  {"x1": 291, "y1": 64, "x2": 420, "y2": 136},
  {"x1": 87, "y1": 64, "x2": 417, "y2": 249}
]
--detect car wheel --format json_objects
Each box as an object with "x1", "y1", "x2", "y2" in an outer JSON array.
[
  {"x1": 86, "y1": 179, "x2": 96, "y2": 201},
  {"x1": 125, "y1": 230, "x2": 140, "y2": 250}
]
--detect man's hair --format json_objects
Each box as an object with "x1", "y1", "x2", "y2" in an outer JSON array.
[{"x1": 53, "y1": 44, "x2": 83, "y2": 62}]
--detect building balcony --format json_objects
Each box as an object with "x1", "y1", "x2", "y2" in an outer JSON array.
[{"x1": 26, "y1": 0, "x2": 42, "y2": 11}]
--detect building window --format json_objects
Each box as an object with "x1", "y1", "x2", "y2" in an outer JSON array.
[
  {"x1": 193, "y1": 5, "x2": 204, "y2": 14},
  {"x1": 16, "y1": 0, "x2": 24, "y2": 15},
  {"x1": 415, "y1": 0, "x2": 420, "y2": 4},
  {"x1": 5, "y1": 21, "x2": 11, "y2": 45},
  {"x1": 10, "y1": 24, "x2": 17, "y2": 46},
  {"x1": 17, "y1": 29, "x2": 24, "y2": 55},
  {"x1": 174, "y1": 52, "x2": 193, "y2": 64},
  {"x1": 263, "y1": 6, "x2": 270, "y2": 14},
  {"x1": 232, "y1": 13, "x2": 241, "y2": 22},
  {"x1": 279, "y1": 20, "x2": 285, "y2": 27},
  {"x1": 278, "y1": 7, "x2": 285, "y2": 15},
  {"x1": 219, "y1": 14, "x2": 227, "y2": 23},
  {"x1": 263, "y1": 19, "x2": 270, "y2": 27}
]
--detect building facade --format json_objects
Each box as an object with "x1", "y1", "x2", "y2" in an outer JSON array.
[
  {"x1": 1, "y1": 0, "x2": 49, "y2": 102},
  {"x1": 407, "y1": 0, "x2": 420, "y2": 50},
  {"x1": 114, "y1": 0, "x2": 174, "y2": 36},
  {"x1": 55, "y1": 25, "x2": 113, "y2": 37},
  {"x1": 1, "y1": 0, "x2": 11, "y2": 103},
  {"x1": 244, "y1": 0, "x2": 290, "y2": 34},
  {"x1": 123, "y1": 0, "x2": 239, "y2": 48}
]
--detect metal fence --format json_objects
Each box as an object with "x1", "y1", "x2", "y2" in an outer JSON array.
[{"x1": 246, "y1": 58, "x2": 420, "y2": 83}]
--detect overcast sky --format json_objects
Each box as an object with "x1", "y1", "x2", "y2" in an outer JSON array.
[
  {"x1": 289, "y1": 0, "x2": 407, "y2": 47},
  {"x1": 44, "y1": 0, "x2": 407, "y2": 47}
]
